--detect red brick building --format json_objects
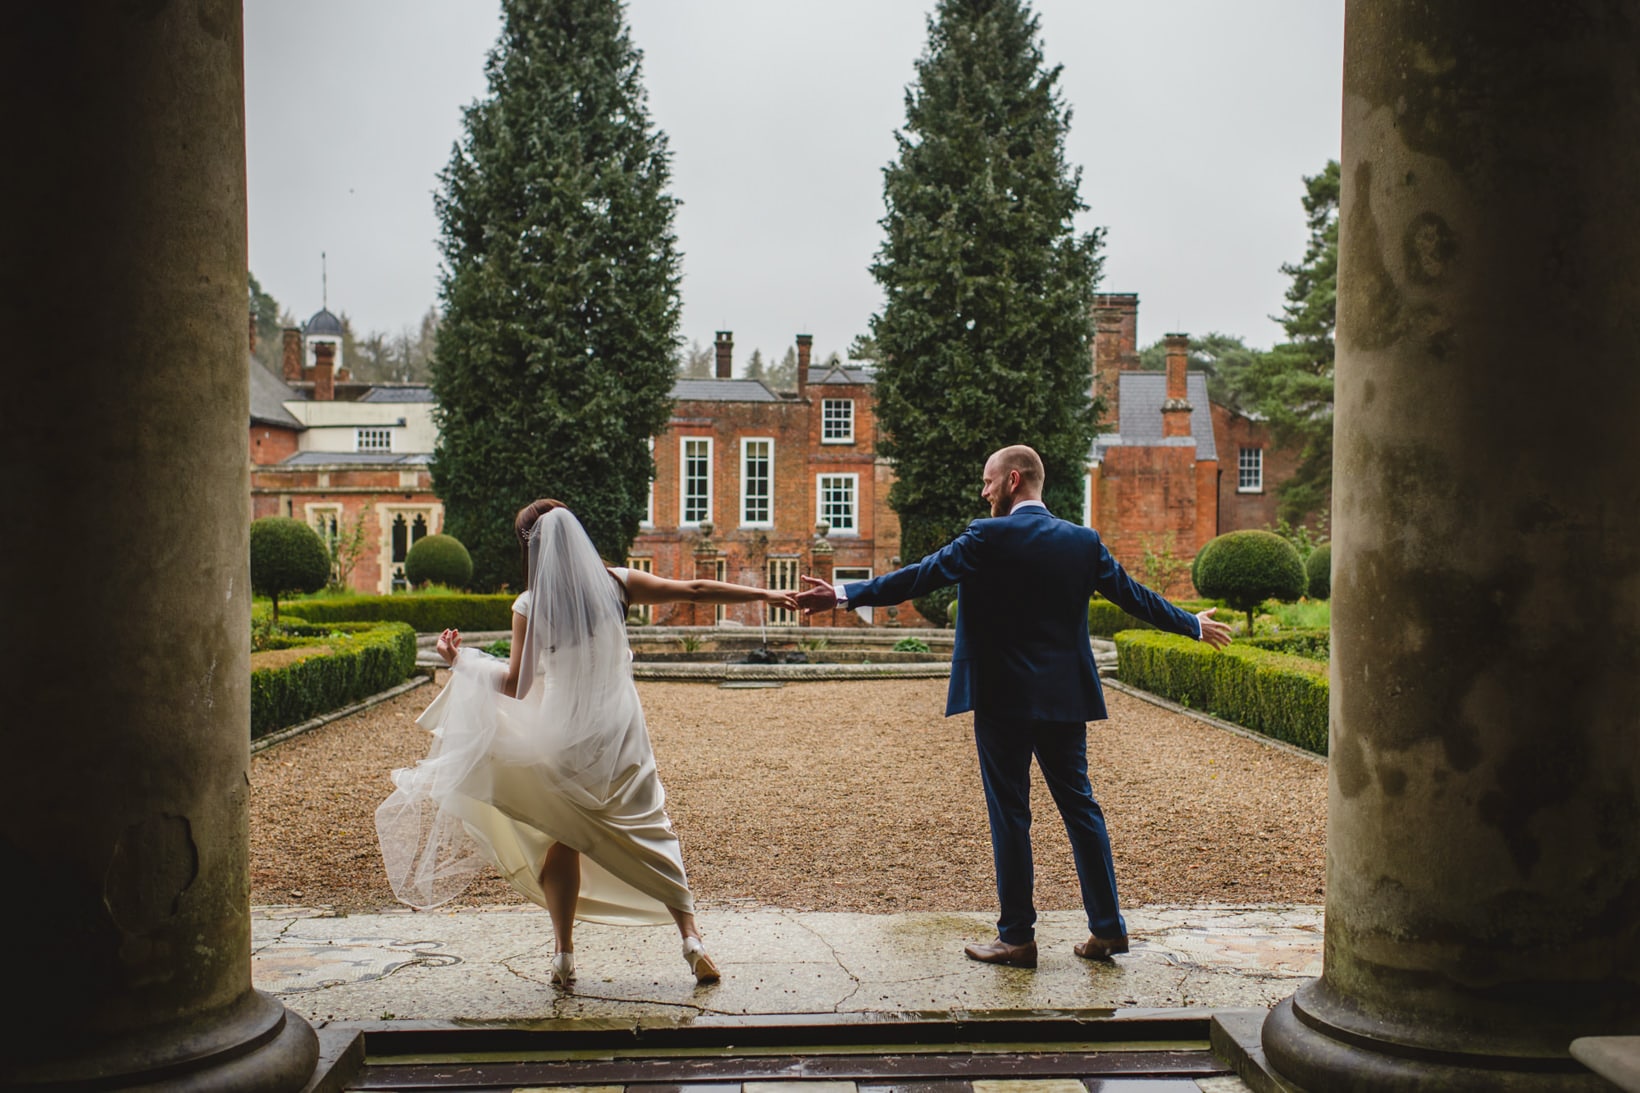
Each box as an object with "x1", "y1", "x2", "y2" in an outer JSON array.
[
  {"x1": 1087, "y1": 293, "x2": 1302, "y2": 597},
  {"x1": 249, "y1": 314, "x2": 444, "y2": 594},
  {"x1": 632, "y1": 332, "x2": 924, "y2": 628}
]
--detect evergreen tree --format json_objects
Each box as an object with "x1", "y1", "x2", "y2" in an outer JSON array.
[
  {"x1": 768, "y1": 346, "x2": 799, "y2": 392},
  {"x1": 871, "y1": 0, "x2": 1104, "y2": 569},
  {"x1": 248, "y1": 271, "x2": 291, "y2": 373},
  {"x1": 675, "y1": 338, "x2": 712, "y2": 378},
  {"x1": 847, "y1": 333, "x2": 880, "y2": 365},
  {"x1": 1223, "y1": 160, "x2": 1338, "y2": 523},
  {"x1": 1137, "y1": 332, "x2": 1262, "y2": 409},
  {"x1": 431, "y1": 0, "x2": 681, "y2": 587},
  {"x1": 743, "y1": 347, "x2": 766, "y2": 383}
]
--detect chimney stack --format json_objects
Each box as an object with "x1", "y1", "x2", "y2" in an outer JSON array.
[
  {"x1": 314, "y1": 341, "x2": 336, "y2": 402},
  {"x1": 1092, "y1": 292, "x2": 1139, "y2": 429},
  {"x1": 281, "y1": 327, "x2": 303, "y2": 382},
  {"x1": 714, "y1": 330, "x2": 733, "y2": 379},
  {"x1": 795, "y1": 333, "x2": 812, "y2": 399},
  {"x1": 1162, "y1": 332, "x2": 1192, "y2": 439}
]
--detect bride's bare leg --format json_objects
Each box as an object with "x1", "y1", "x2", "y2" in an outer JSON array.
[
  {"x1": 539, "y1": 844, "x2": 581, "y2": 952},
  {"x1": 668, "y1": 906, "x2": 701, "y2": 943},
  {"x1": 670, "y1": 905, "x2": 720, "y2": 982}
]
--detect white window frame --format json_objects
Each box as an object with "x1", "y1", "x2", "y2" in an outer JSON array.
[
  {"x1": 740, "y1": 437, "x2": 774, "y2": 528},
  {"x1": 641, "y1": 437, "x2": 655, "y2": 527},
  {"x1": 680, "y1": 436, "x2": 713, "y2": 526},
  {"x1": 1238, "y1": 447, "x2": 1264, "y2": 493},
  {"x1": 767, "y1": 557, "x2": 800, "y2": 625},
  {"x1": 626, "y1": 557, "x2": 653, "y2": 623},
  {"x1": 356, "y1": 427, "x2": 393, "y2": 453},
  {"x1": 821, "y1": 398, "x2": 855, "y2": 444},
  {"x1": 817, "y1": 472, "x2": 859, "y2": 535},
  {"x1": 832, "y1": 565, "x2": 873, "y2": 624}
]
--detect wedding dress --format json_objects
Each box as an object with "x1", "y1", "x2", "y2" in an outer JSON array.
[{"x1": 375, "y1": 508, "x2": 692, "y2": 925}]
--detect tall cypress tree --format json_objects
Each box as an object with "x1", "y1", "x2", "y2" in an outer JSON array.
[
  {"x1": 432, "y1": 0, "x2": 680, "y2": 588},
  {"x1": 872, "y1": 0, "x2": 1104, "y2": 581}
]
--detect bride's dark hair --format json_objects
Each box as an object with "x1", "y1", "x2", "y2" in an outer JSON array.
[{"x1": 516, "y1": 499, "x2": 567, "y2": 587}]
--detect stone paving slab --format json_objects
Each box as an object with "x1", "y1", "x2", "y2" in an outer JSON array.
[{"x1": 252, "y1": 904, "x2": 1320, "y2": 1026}]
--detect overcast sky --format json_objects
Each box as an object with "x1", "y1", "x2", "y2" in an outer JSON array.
[{"x1": 245, "y1": 1, "x2": 1343, "y2": 371}]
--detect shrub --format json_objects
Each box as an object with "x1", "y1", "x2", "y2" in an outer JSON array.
[
  {"x1": 281, "y1": 592, "x2": 516, "y2": 632},
  {"x1": 1238, "y1": 628, "x2": 1330, "y2": 661},
  {"x1": 250, "y1": 517, "x2": 330, "y2": 622},
  {"x1": 893, "y1": 637, "x2": 932, "y2": 653},
  {"x1": 914, "y1": 586, "x2": 957, "y2": 628},
  {"x1": 250, "y1": 621, "x2": 417, "y2": 738},
  {"x1": 1115, "y1": 630, "x2": 1329, "y2": 755},
  {"x1": 405, "y1": 534, "x2": 474, "y2": 589},
  {"x1": 1087, "y1": 596, "x2": 1218, "y2": 639},
  {"x1": 1193, "y1": 530, "x2": 1307, "y2": 635},
  {"x1": 1305, "y1": 543, "x2": 1332, "y2": 600}
]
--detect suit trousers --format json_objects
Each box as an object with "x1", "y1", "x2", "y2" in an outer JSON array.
[{"x1": 972, "y1": 711, "x2": 1127, "y2": 944}]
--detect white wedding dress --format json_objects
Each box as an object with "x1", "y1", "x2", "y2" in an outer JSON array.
[{"x1": 375, "y1": 509, "x2": 692, "y2": 925}]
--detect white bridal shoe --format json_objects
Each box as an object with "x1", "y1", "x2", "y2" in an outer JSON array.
[
  {"x1": 550, "y1": 950, "x2": 575, "y2": 986},
  {"x1": 683, "y1": 936, "x2": 720, "y2": 984}
]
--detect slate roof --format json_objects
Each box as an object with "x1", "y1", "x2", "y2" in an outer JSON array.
[
  {"x1": 248, "y1": 356, "x2": 304, "y2": 430},
  {"x1": 358, "y1": 385, "x2": 434, "y2": 403},
  {"x1": 1093, "y1": 371, "x2": 1216, "y2": 462},
  {"x1": 276, "y1": 451, "x2": 433, "y2": 467},
  {"x1": 304, "y1": 308, "x2": 343, "y2": 335},
  {"x1": 811, "y1": 364, "x2": 875, "y2": 385},
  {"x1": 671, "y1": 378, "x2": 781, "y2": 402}
]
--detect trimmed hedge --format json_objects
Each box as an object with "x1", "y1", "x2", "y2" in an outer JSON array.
[
  {"x1": 250, "y1": 620, "x2": 418, "y2": 738},
  {"x1": 1239, "y1": 628, "x2": 1330, "y2": 661},
  {"x1": 282, "y1": 593, "x2": 516, "y2": 632},
  {"x1": 1088, "y1": 596, "x2": 1218, "y2": 639},
  {"x1": 1115, "y1": 629, "x2": 1329, "y2": 755}
]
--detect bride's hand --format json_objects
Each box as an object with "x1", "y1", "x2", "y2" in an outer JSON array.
[
  {"x1": 765, "y1": 589, "x2": 799, "y2": 611},
  {"x1": 436, "y1": 628, "x2": 463, "y2": 665}
]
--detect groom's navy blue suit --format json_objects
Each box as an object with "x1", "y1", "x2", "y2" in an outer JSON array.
[{"x1": 841, "y1": 502, "x2": 1203, "y2": 943}]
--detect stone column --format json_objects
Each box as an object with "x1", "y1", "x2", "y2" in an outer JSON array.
[
  {"x1": 0, "y1": 4, "x2": 317, "y2": 1089},
  {"x1": 1261, "y1": 2, "x2": 1640, "y2": 1089}
]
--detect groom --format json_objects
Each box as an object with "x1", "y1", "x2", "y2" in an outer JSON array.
[{"x1": 796, "y1": 444, "x2": 1231, "y2": 967}]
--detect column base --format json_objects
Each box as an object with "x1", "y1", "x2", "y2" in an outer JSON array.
[
  {"x1": 1261, "y1": 989, "x2": 1606, "y2": 1093},
  {"x1": 7, "y1": 990, "x2": 318, "y2": 1093}
]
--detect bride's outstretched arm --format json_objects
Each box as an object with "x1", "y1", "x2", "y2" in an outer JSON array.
[
  {"x1": 623, "y1": 568, "x2": 798, "y2": 611},
  {"x1": 437, "y1": 612, "x2": 525, "y2": 697}
]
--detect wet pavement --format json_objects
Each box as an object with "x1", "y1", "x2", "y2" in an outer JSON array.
[{"x1": 254, "y1": 902, "x2": 1319, "y2": 1025}]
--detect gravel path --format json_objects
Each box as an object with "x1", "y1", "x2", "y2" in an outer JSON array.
[{"x1": 250, "y1": 675, "x2": 1325, "y2": 914}]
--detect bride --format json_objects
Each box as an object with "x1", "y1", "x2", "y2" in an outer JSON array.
[{"x1": 376, "y1": 499, "x2": 797, "y2": 985}]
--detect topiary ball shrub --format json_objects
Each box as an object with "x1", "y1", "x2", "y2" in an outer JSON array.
[
  {"x1": 250, "y1": 516, "x2": 330, "y2": 622},
  {"x1": 1191, "y1": 539, "x2": 1214, "y2": 597},
  {"x1": 1193, "y1": 530, "x2": 1307, "y2": 636},
  {"x1": 1305, "y1": 543, "x2": 1332, "y2": 600},
  {"x1": 404, "y1": 533, "x2": 474, "y2": 589}
]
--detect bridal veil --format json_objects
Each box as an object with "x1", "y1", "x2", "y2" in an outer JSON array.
[{"x1": 375, "y1": 507, "x2": 691, "y2": 922}]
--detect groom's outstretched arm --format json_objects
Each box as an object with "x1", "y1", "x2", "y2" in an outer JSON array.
[{"x1": 799, "y1": 523, "x2": 988, "y2": 615}]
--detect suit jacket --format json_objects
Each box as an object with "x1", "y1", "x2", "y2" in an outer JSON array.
[{"x1": 843, "y1": 506, "x2": 1202, "y2": 722}]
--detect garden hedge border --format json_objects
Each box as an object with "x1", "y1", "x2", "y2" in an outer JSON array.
[
  {"x1": 251, "y1": 620, "x2": 418, "y2": 739},
  {"x1": 1114, "y1": 629, "x2": 1329, "y2": 755},
  {"x1": 281, "y1": 593, "x2": 516, "y2": 632}
]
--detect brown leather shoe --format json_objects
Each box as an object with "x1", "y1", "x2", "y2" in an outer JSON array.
[
  {"x1": 964, "y1": 937, "x2": 1038, "y2": 968},
  {"x1": 1074, "y1": 933, "x2": 1130, "y2": 961}
]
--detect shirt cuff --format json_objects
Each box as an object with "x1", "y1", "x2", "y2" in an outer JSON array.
[
  {"x1": 1192, "y1": 614, "x2": 1203, "y2": 640},
  {"x1": 836, "y1": 590, "x2": 849, "y2": 610}
]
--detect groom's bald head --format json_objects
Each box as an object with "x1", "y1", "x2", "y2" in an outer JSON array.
[{"x1": 990, "y1": 445, "x2": 1044, "y2": 493}]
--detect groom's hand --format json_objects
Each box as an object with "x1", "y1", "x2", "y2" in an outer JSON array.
[
  {"x1": 794, "y1": 575, "x2": 838, "y2": 615},
  {"x1": 1195, "y1": 608, "x2": 1232, "y2": 650}
]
